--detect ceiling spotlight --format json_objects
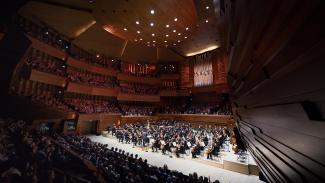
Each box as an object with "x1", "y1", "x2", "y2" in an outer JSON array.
[
  {"x1": 153, "y1": 40, "x2": 156, "y2": 43},
  {"x1": 178, "y1": 40, "x2": 181, "y2": 43},
  {"x1": 136, "y1": 21, "x2": 140, "y2": 25},
  {"x1": 173, "y1": 29, "x2": 176, "y2": 33},
  {"x1": 174, "y1": 18, "x2": 178, "y2": 22},
  {"x1": 173, "y1": 43, "x2": 176, "y2": 46},
  {"x1": 150, "y1": 10, "x2": 155, "y2": 14},
  {"x1": 184, "y1": 36, "x2": 187, "y2": 39},
  {"x1": 137, "y1": 30, "x2": 141, "y2": 34},
  {"x1": 123, "y1": 28, "x2": 127, "y2": 31},
  {"x1": 111, "y1": 59, "x2": 114, "y2": 62},
  {"x1": 134, "y1": 39, "x2": 138, "y2": 42},
  {"x1": 178, "y1": 33, "x2": 181, "y2": 36},
  {"x1": 150, "y1": 22, "x2": 154, "y2": 27},
  {"x1": 96, "y1": 54, "x2": 100, "y2": 58},
  {"x1": 205, "y1": 19, "x2": 209, "y2": 23},
  {"x1": 152, "y1": 33, "x2": 155, "y2": 36},
  {"x1": 164, "y1": 40, "x2": 167, "y2": 43},
  {"x1": 139, "y1": 38, "x2": 143, "y2": 41},
  {"x1": 186, "y1": 27, "x2": 189, "y2": 30},
  {"x1": 206, "y1": 6, "x2": 210, "y2": 10},
  {"x1": 165, "y1": 34, "x2": 169, "y2": 37},
  {"x1": 166, "y1": 24, "x2": 170, "y2": 28}
]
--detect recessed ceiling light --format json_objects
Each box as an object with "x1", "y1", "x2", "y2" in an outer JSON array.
[
  {"x1": 152, "y1": 33, "x2": 155, "y2": 36},
  {"x1": 96, "y1": 54, "x2": 100, "y2": 58},
  {"x1": 166, "y1": 24, "x2": 170, "y2": 28},
  {"x1": 153, "y1": 40, "x2": 156, "y2": 43},
  {"x1": 184, "y1": 36, "x2": 187, "y2": 39},
  {"x1": 123, "y1": 28, "x2": 127, "y2": 31},
  {"x1": 150, "y1": 22, "x2": 154, "y2": 27},
  {"x1": 206, "y1": 6, "x2": 209, "y2": 10},
  {"x1": 150, "y1": 10, "x2": 155, "y2": 14},
  {"x1": 137, "y1": 30, "x2": 141, "y2": 34},
  {"x1": 178, "y1": 40, "x2": 181, "y2": 43},
  {"x1": 205, "y1": 19, "x2": 209, "y2": 23},
  {"x1": 165, "y1": 34, "x2": 169, "y2": 37},
  {"x1": 178, "y1": 33, "x2": 181, "y2": 36},
  {"x1": 111, "y1": 59, "x2": 114, "y2": 62},
  {"x1": 173, "y1": 43, "x2": 176, "y2": 46},
  {"x1": 174, "y1": 18, "x2": 178, "y2": 22},
  {"x1": 136, "y1": 21, "x2": 140, "y2": 25},
  {"x1": 164, "y1": 40, "x2": 167, "y2": 43},
  {"x1": 173, "y1": 29, "x2": 176, "y2": 33},
  {"x1": 140, "y1": 38, "x2": 143, "y2": 41},
  {"x1": 134, "y1": 39, "x2": 138, "y2": 42},
  {"x1": 186, "y1": 27, "x2": 189, "y2": 30}
]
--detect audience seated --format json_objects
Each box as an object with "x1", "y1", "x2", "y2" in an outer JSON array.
[
  {"x1": 31, "y1": 93, "x2": 72, "y2": 112},
  {"x1": 67, "y1": 67, "x2": 117, "y2": 88},
  {"x1": 61, "y1": 134, "x2": 219, "y2": 183},
  {"x1": 0, "y1": 118, "x2": 97, "y2": 183},
  {"x1": 120, "y1": 83, "x2": 159, "y2": 95},
  {"x1": 64, "y1": 98, "x2": 120, "y2": 114},
  {"x1": 120, "y1": 104, "x2": 154, "y2": 116},
  {"x1": 25, "y1": 48, "x2": 66, "y2": 77}
]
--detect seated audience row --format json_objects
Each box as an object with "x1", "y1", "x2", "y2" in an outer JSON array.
[
  {"x1": 61, "y1": 134, "x2": 218, "y2": 183},
  {"x1": 120, "y1": 104, "x2": 154, "y2": 116},
  {"x1": 0, "y1": 118, "x2": 97, "y2": 183},
  {"x1": 120, "y1": 83, "x2": 159, "y2": 95},
  {"x1": 67, "y1": 67, "x2": 117, "y2": 88},
  {"x1": 31, "y1": 93, "x2": 72, "y2": 112},
  {"x1": 25, "y1": 48, "x2": 66, "y2": 77},
  {"x1": 64, "y1": 98, "x2": 120, "y2": 114}
]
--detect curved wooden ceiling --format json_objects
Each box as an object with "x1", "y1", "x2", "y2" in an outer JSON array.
[{"x1": 18, "y1": 0, "x2": 220, "y2": 63}]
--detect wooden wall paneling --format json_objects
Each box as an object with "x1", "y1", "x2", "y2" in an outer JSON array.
[{"x1": 29, "y1": 69, "x2": 67, "y2": 87}]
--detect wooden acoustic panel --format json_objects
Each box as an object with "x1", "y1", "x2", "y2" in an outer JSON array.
[{"x1": 221, "y1": 0, "x2": 325, "y2": 182}]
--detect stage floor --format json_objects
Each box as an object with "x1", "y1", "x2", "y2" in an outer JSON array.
[{"x1": 87, "y1": 135, "x2": 263, "y2": 183}]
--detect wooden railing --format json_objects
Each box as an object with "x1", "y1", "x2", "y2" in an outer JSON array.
[
  {"x1": 27, "y1": 35, "x2": 66, "y2": 59},
  {"x1": 29, "y1": 69, "x2": 67, "y2": 87},
  {"x1": 67, "y1": 57, "x2": 118, "y2": 77},
  {"x1": 66, "y1": 82, "x2": 118, "y2": 97}
]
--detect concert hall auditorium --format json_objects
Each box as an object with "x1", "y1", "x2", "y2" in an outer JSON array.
[{"x1": 1, "y1": 0, "x2": 324, "y2": 183}]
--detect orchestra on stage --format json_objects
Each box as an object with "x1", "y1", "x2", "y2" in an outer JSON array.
[{"x1": 107, "y1": 120, "x2": 231, "y2": 160}]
